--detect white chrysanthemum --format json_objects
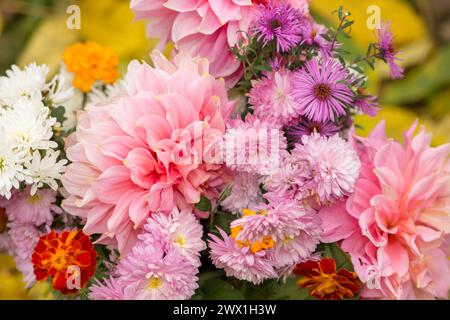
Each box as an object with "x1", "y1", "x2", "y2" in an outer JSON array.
[
  {"x1": 0, "y1": 63, "x2": 48, "y2": 106},
  {"x1": 0, "y1": 132, "x2": 28, "y2": 198},
  {"x1": 26, "y1": 150, "x2": 67, "y2": 195},
  {"x1": 0, "y1": 98, "x2": 57, "y2": 151},
  {"x1": 44, "y1": 69, "x2": 74, "y2": 107},
  {"x1": 0, "y1": 63, "x2": 68, "y2": 198}
]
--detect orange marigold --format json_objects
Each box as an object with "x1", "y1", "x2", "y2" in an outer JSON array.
[
  {"x1": 32, "y1": 229, "x2": 97, "y2": 294},
  {"x1": 62, "y1": 41, "x2": 119, "y2": 92},
  {"x1": 294, "y1": 258, "x2": 360, "y2": 300}
]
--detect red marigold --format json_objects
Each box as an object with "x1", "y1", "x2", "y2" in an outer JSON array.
[
  {"x1": 294, "y1": 258, "x2": 360, "y2": 300},
  {"x1": 32, "y1": 229, "x2": 97, "y2": 294}
]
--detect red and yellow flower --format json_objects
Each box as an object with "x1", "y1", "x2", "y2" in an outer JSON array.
[
  {"x1": 32, "y1": 230, "x2": 97, "y2": 294},
  {"x1": 294, "y1": 258, "x2": 360, "y2": 300}
]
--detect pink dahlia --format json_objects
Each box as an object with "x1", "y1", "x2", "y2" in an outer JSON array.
[
  {"x1": 224, "y1": 113, "x2": 288, "y2": 175},
  {"x1": 209, "y1": 228, "x2": 277, "y2": 284},
  {"x1": 320, "y1": 121, "x2": 450, "y2": 299},
  {"x1": 0, "y1": 187, "x2": 60, "y2": 226},
  {"x1": 248, "y1": 69, "x2": 299, "y2": 127},
  {"x1": 62, "y1": 51, "x2": 234, "y2": 254},
  {"x1": 292, "y1": 58, "x2": 354, "y2": 122},
  {"x1": 292, "y1": 132, "x2": 361, "y2": 204},
  {"x1": 139, "y1": 208, "x2": 206, "y2": 267},
  {"x1": 114, "y1": 242, "x2": 199, "y2": 300},
  {"x1": 131, "y1": 0, "x2": 310, "y2": 86}
]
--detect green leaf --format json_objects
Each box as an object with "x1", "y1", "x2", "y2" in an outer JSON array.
[
  {"x1": 50, "y1": 106, "x2": 66, "y2": 124},
  {"x1": 244, "y1": 278, "x2": 312, "y2": 300},
  {"x1": 195, "y1": 195, "x2": 212, "y2": 212},
  {"x1": 211, "y1": 211, "x2": 235, "y2": 234},
  {"x1": 193, "y1": 271, "x2": 245, "y2": 300},
  {"x1": 319, "y1": 243, "x2": 354, "y2": 271}
]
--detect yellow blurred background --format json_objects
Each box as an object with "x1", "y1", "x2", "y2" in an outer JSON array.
[{"x1": 0, "y1": 0, "x2": 449, "y2": 299}]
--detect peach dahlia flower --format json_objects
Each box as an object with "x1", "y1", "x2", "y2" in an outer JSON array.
[{"x1": 62, "y1": 51, "x2": 235, "y2": 254}]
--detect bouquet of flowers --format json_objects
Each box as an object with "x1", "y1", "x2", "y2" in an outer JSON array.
[{"x1": 0, "y1": 0, "x2": 449, "y2": 300}]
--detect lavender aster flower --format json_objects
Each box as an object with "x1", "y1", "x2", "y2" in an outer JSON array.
[
  {"x1": 376, "y1": 22, "x2": 404, "y2": 79},
  {"x1": 292, "y1": 58, "x2": 354, "y2": 122},
  {"x1": 253, "y1": 3, "x2": 304, "y2": 52}
]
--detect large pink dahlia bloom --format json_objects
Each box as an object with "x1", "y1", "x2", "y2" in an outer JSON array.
[
  {"x1": 62, "y1": 51, "x2": 235, "y2": 254},
  {"x1": 320, "y1": 121, "x2": 450, "y2": 299},
  {"x1": 131, "y1": 0, "x2": 309, "y2": 86}
]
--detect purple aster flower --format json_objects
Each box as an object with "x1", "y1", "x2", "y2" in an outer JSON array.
[
  {"x1": 376, "y1": 22, "x2": 404, "y2": 79},
  {"x1": 292, "y1": 58, "x2": 354, "y2": 122},
  {"x1": 354, "y1": 88, "x2": 379, "y2": 116},
  {"x1": 286, "y1": 117, "x2": 342, "y2": 142},
  {"x1": 253, "y1": 3, "x2": 305, "y2": 52}
]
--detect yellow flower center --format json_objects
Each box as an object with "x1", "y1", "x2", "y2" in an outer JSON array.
[
  {"x1": 148, "y1": 277, "x2": 162, "y2": 289},
  {"x1": 27, "y1": 194, "x2": 41, "y2": 204},
  {"x1": 175, "y1": 235, "x2": 186, "y2": 248}
]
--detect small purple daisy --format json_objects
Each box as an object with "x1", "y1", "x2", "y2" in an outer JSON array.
[
  {"x1": 292, "y1": 58, "x2": 354, "y2": 122},
  {"x1": 376, "y1": 22, "x2": 404, "y2": 79},
  {"x1": 253, "y1": 3, "x2": 305, "y2": 53},
  {"x1": 286, "y1": 117, "x2": 341, "y2": 142}
]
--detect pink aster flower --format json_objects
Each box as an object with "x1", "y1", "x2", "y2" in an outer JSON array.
[
  {"x1": 139, "y1": 208, "x2": 206, "y2": 267},
  {"x1": 300, "y1": 19, "x2": 333, "y2": 58},
  {"x1": 376, "y1": 22, "x2": 404, "y2": 79},
  {"x1": 253, "y1": 3, "x2": 306, "y2": 52},
  {"x1": 131, "y1": 1, "x2": 309, "y2": 87},
  {"x1": 292, "y1": 58, "x2": 354, "y2": 122},
  {"x1": 224, "y1": 114, "x2": 288, "y2": 175},
  {"x1": 208, "y1": 228, "x2": 277, "y2": 284},
  {"x1": 0, "y1": 187, "x2": 60, "y2": 226},
  {"x1": 230, "y1": 202, "x2": 321, "y2": 267},
  {"x1": 354, "y1": 89, "x2": 379, "y2": 117},
  {"x1": 221, "y1": 171, "x2": 263, "y2": 213},
  {"x1": 319, "y1": 121, "x2": 450, "y2": 299},
  {"x1": 62, "y1": 51, "x2": 234, "y2": 254},
  {"x1": 248, "y1": 69, "x2": 299, "y2": 127},
  {"x1": 115, "y1": 242, "x2": 199, "y2": 300},
  {"x1": 292, "y1": 132, "x2": 361, "y2": 203}
]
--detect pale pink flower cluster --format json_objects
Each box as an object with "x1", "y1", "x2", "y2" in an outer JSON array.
[
  {"x1": 264, "y1": 132, "x2": 361, "y2": 206},
  {"x1": 319, "y1": 122, "x2": 450, "y2": 299},
  {"x1": 0, "y1": 186, "x2": 58, "y2": 287},
  {"x1": 209, "y1": 201, "x2": 321, "y2": 283},
  {"x1": 90, "y1": 208, "x2": 204, "y2": 300},
  {"x1": 248, "y1": 69, "x2": 299, "y2": 127},
  {"x1": 224, "y1": 114, "x2": 288, "y2": 175}
]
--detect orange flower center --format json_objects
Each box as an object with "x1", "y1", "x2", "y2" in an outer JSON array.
[{"x1": 231, "y1": 209, "x2": 275, "y2": 254}]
